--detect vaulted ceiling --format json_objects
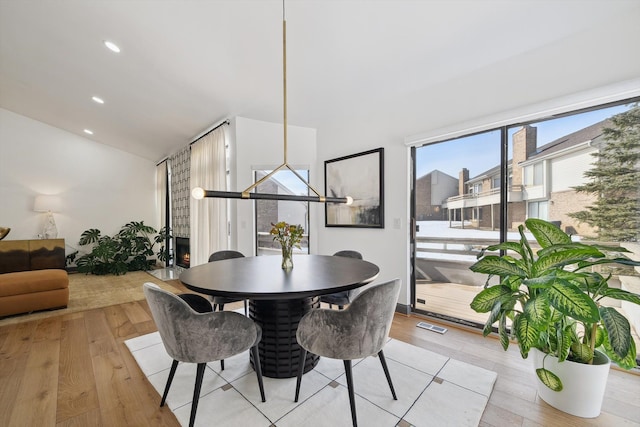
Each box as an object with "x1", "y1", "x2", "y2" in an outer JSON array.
[{"x1": 1, "y1": 0, "x2": 639, "y2": 162}]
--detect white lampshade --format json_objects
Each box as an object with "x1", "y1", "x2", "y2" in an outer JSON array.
[{"x1": 34, "y1": 195, "x2": 62, "y2": 213}]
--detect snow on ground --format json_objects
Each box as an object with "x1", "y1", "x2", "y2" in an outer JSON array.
[{"x1": 416, "y1": 221, "x2": 531, "y2": 262}]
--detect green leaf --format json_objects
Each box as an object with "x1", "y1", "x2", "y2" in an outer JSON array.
[
  {"x1": 522, "y1": 275, "x2": 555, "y2": 289},
  {"x1": 556, "y1": 323, "x2": 572, "y2": 362},
  {"x1": 504, "y1": 275, "x2": 525, "y2": 292},
  {"x1": 570, "y1": 342, "x2": 593, "y2": 363},
  {"x1": 594, "y1": 325, "x2": 605, "y2": 348},
  {"x1": 79, "y1": 228, "x2": 101, "y2": 245},
  {"x1": 532, "y1": 246, "x2": 604, "y2": 276},
  {"x1": 481, "y1": 242, "x2": 525, "y2": 258},
  {"x1": 576, "y1": 257, "x2": 640, "y2": 270},
  {"x1": 514, "y1": 314, "x2": 539, "y2": 357},
  {"x1": 536, "y1": 368, "x2": 563, "y2": 392},
  {"x1": 484, "y1": 301, "x2": 503, "y2": 335},
  {"x1": 470, "y1": 285, "x2": 512, "y2": 313},
  {"x1": 600, "y1": 306, "x2": 631, "y2": 360},
  {"x1": 547, "y1": 280, "x2": 600, "y2": 323},
  {"x1": 603, "y1": 337, "x2": 637, "y2": 370},
  {"x1": 498, "y1": 314, "x2": 509, "y2": 351},
  {"x1": 603, "y1": 288, "x2": 640, "y2": 305},
  {"x1": 523, "y1": 296, "x2": 550, "y2": 327},
  {"x1": 536, "y1": 243, "x2": 596, "y2": 258},
  {"x1": 525, "y1": 218, "x2": 571, "y2": 248},
  {"x1": 470, "y1": 256, "x2": 527, "y2": 277}
]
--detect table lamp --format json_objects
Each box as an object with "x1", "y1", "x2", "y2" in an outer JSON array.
[{"x1": 34, "y1": 195, "x2": 62, "y2": 239}]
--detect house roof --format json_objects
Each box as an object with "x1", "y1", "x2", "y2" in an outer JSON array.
[
  {"x1": 528, "y1": 119, "x2": 611, "y2": 160},
  {"x1": 467, "y1": 118, "x2": 612, "y2": 183},
  {"x1": 416, "y1": 169, "x2": 457, "y2": 182}
]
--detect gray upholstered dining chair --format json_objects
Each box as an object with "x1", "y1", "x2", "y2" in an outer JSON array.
[
  {"x1": 294, "y1": 278, "x2": 401, "y2": 427},
  {"x1": 320, "y1": 250, "x2": 363, "y2": 309},
  {"x1": 208, "y1": 250, "x2": 248, "y2": 316},
  {"x1": 143, "y1": 282, "x2": 265, "y2": 427}
]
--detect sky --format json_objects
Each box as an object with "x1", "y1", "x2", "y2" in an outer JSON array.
[
  {"x1": 415, "y1": 102, "x2": 633, "y2": 180},
  {"x1": 256, "y1": 169, "x2": 310, "y2": 195}
]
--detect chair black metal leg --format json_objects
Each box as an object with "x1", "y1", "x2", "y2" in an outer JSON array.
[
  {"x1": 220, "y1": 359, "x2": 225, "y2": 370},
  {"x1": 378, "y1": 350, "x2": 397, "y2": 400},
  {"x1": 160, "y1": 359, "x2": 179, "y2": 407},
  {"x1": 189, "y1": 363, "x2": 207, "y2": 427},
  {"x1": 219, "y1": 303, "x2": 225, "y2": 311},
  {"x1": 251, "y1": 345, "x2": 266, "y2": 402},
  {"x1": 343, "y1": 359, "x2": 358, "y2": 427},
  {"x1": 243, "y1": 300, "x2": 248, "y2": 316},
  {"x1": 294, "y1": 348, "x2": 307, "y2": 402}
]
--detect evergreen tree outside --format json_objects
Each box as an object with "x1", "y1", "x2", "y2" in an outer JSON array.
[{"x1": 569, "y1": 104, "x2": 640, "y2": 241}]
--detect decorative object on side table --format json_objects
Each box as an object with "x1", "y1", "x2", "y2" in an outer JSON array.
[
  {"x1": 0, "y1": 227, "x2": 10, "y2": 240},
  {"x1": 270, "y1": 221, "x2": 304, "y2": 271},
  {"x1": 34, "y1": 195, "x2": 62, "y2": 239},
  {"x1": 469, "y1": 218, "x2": 640, "y2": 418}
]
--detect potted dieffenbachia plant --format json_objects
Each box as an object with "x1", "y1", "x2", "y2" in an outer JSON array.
[{"x1": 469, "y1": 218, "x2": 640, "y2": 417}]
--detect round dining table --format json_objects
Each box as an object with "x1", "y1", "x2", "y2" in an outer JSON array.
[{"x1": 179, "y1": 254, "x2": 380, "y2": 378}]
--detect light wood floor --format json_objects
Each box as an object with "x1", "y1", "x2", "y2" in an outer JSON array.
[
  {"x1": 416, "y1": 282, "x2": 490, "y2": 325},
  {"x1": 1, "y1": 282, "x2": 639, "y2": 426}
]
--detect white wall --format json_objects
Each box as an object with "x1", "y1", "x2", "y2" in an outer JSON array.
[
  {"x1": 232, "y1": 117, "x2": 317, "y2": 257},
  {"x1": 314, "y1": 128, "x2": 411, "y2": 306},
  {"x1": 0, "y1": 108, "x2": 157, "y2": 255},
  {"x1": 551, "y1": 149, "x2": 597, "y2": 192},
  {"x1": 228, "y1": 116, "x2": 412, "y2": 306}
]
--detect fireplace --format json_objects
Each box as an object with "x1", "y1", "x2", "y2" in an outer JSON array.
[{"x1": 175, "y1": 237, "x2": 190, "y2": 268}]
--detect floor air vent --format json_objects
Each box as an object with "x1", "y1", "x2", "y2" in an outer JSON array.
[{"x1": 416, "y1": 321, "x2": 447, "y2": 334}]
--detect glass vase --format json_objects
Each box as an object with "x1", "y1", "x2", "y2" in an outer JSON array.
[{"x1": 281, "y1": 246, "x2": 293, "y2": 271}]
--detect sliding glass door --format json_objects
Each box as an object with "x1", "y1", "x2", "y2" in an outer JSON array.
[
  {"x1": 413, "y1": 130, "x2": 502, "y2": 326},
  {"x1": 412, "y1": 99, "x2": 640, "y2": 338}
]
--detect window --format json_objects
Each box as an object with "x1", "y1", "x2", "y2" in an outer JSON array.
[
  {"x1": 253, "y1": 169, "x2": 310, "y2": 256},
  {"x1": 524, "y1": 162, "x2": 544, "y2": 186},
  {"x1": 528, "y1": 200, "x2": 548, "y2": 220},
  {"x1": 412, "y1": 97, "x2": 639, "y2": 337},
  {"x1": 492, "y1": 175, "x2": 500, "y2": 189}
]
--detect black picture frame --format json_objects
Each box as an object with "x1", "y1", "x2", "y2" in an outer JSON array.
[{"x1": 324, "y1": 147, "x2": 384, "y2": 228}]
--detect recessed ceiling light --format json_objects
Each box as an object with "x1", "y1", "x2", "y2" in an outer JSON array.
[
  {"x1": 84, "y1": 129, "x2": 94, "y2": 135},
  {"x1": 92, "y1": 96, "x2": 104, "y2": 104},
  {"x1": 103, "y1": 40, "x2": 120, "y2": 53}
]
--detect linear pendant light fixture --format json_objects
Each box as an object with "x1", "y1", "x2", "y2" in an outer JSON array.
[{"x1": 192, "y1": 1, "x2": 351, "y2": 205}]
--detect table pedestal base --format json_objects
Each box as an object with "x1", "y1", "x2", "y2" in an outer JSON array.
[{"x1": 249, "y1": 297, "x2": 320, "y2": 378}]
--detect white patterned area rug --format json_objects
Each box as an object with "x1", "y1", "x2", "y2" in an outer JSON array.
[{"x1": 125, "y1": 333, "x2": 497, "y2": 427}]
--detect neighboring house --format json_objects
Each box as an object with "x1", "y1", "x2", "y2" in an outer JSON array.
[
  {"x1": 415, "y1": 170, "x2": 458, "y2": 220},
  {"x1": 255, "y1": 173, "x2": 308, "y2": 250},
  {"x1": 443, "y1": 120, "x2": 610, "y2": 235}
]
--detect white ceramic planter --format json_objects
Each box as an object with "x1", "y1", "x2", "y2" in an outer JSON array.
[{"x1": 530, "y1": 348, "x2": 611, "y2": 418}]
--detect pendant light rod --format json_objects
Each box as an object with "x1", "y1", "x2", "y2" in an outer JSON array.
[
  {"x1": 192, "y1": 0, "x2": 350, "y2": 205},
  {"x1": 197, "y1": 189, "x2": 350, "y2": 204},
  {"x1": 283, "y1": 4, "x2": 288, "y2": 165}
]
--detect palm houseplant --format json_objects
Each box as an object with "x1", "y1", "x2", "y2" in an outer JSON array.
[{"x1": 469, "y1": 218, "x2": 640, "y2": 417}]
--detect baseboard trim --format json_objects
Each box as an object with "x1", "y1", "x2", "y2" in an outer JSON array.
[{"x1": 395, "y1": 303, "x2": 411, "y2": 315}]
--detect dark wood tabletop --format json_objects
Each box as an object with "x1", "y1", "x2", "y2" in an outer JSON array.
[{"x1": 179, "y1": 254, "x2": 380, "y2": 300}]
